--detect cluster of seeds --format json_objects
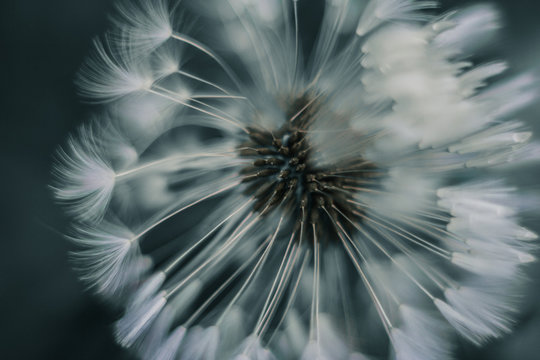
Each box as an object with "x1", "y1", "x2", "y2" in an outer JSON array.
[{"x1": 238, "y1": 94, "x2": 379, "y2": 243}]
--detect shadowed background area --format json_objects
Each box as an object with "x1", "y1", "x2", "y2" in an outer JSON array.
[{"x1": 1, "y1": 0, "x2": 539, "y2": 359}]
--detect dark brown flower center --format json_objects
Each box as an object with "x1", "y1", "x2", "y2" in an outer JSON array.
[{"x1": 238, "y1": 94, "x2": 379, "y2": 243}]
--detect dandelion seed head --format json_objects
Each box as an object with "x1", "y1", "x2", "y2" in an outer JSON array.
[{"x1": 53, "y1": 0, "x2": 540, "y2": 359}]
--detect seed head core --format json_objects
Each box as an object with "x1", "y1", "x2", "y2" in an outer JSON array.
[{"x1": 238, "y1": 94, "x2": 378, "y2": 243}]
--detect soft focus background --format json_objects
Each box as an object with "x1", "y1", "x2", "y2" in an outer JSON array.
[{"x1": 2, "y1": 0, "x2": 539, "y2": 359}]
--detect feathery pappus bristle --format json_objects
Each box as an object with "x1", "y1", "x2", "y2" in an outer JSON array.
[
  {"x1": 52, "y1": 124, "x2": 116, "y2": 222},
  {"x1": 391, "y1": 305, "x2": 452, "y2": 360},
  {"x1": 69, "y1": 221, "x2": 146, "y2": 298},
  {"x1": 434, "y1": 3, "x2": 501, "y2": 53},
  {"x1": 357, "y1": 0, "x2": 438, "y2": 36},
  {"x1": 233, "y1": 336, "x2": 276, "y2": 360},
  {"x1": 77, "y1": 37, "x2": 154, "y2": 101},
  {"x1": 115, "y1": 291, "x2": 167, "y2": 347},
  {"x1": 180, "y1": 326, "x2": 220, "y2": 360},
  {"x1": 435, "y1": 278, "x2": 518, "y2": 345},
  {"x1": 112, "y1": 0, "x2": 174, "y2": 54},
  {"x1": 154, "y1": 326, "x2": 187, "y2": 360}
]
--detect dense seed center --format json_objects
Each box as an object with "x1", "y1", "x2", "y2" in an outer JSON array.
[{"x1": 238, "y1": 94, "x2": 377, "y2": 243}]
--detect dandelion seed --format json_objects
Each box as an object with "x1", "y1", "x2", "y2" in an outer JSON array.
[
  {"x1": 68, "y1": 221, "x2": 145, "y2": 298},
  {"x1": 76, "y1": 37, "x2": 154, "y2": 101},
  {"x1": 434, "y1": 278, "x2": 519, "y2": 345},
  {"x1": 112, "y1": 0, "x2": 174, "y2": 53},
  {"x1": 390, "y1": 305, "x2": 453, "y2": 360},
  {"x1": 155, "y1": 326, "x2": 187, "y2": 360},
  {"x1": 52, "y1": 124, "x2": 117, "y2": 222},
  {"x1": 356, "y1": 0, "x2": 438, "y2": 36},
  {"x1": 53, "y1": 0, "x2": 539, "y2": 359},
  {"x1": 181, "y1": 326, "x2": 220, "y2": 360},
  {"x1": 115, "y1": 292, "x2": 168, "y2": 347}
]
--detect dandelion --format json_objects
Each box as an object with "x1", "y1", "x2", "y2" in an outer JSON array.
[{"x1": 53, "y1": 0, "x2": 539, "y2": 359}]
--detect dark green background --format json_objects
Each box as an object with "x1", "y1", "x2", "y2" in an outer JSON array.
[{"x1": 2, "y1": 0, "x2": 539, "y2": 359}]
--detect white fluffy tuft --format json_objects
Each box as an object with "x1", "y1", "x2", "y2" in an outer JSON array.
[
  {"x1": 357, "y1": 0, "x2": 438, "y2": 36},
  {"x1": 77, "y1": 38, "x2": 153, "y2": 101},
  {"x1": 134, "y1": 305, "x2": 180, "y2": 360},
  {"x1": 300, "y1": 314, "x2": 352, "y2": 360},
  {"x1": 450, "y1": 250, "x2": 520, "y2": 279},
  {"x1": 439, "y1": 182, "x2": 536, "y2": 241},
  {"x1": 458, "y1": 61, "x2": 507, "y2": 98},
  {"x1": 180, "y1": 326, "x2": 220, "y2": 360},
  {"x1": 130, "y1": 271, "x2": 166, "y2": 309},
  {"x1": 434, "y1": 4, "x2": 500, "y2": 53},
  {"x1": 361, "y1": 24, "x2": 488, "y2": 148},
  {"x1": 439, "y1": 181, "x2": 536, "y2": 277},
  {"x1": 69, "y1": 221, "x2": 144, "y2": 298},
  {"x1": 448, "y1": 120, "x2": 530, "y2": 155},
  {"x1": 390, "y1": 305, "x2": 452, "y2": 360},
  {"x1": 112, "y1": 0, "x2": 173, "y2": 53},
  {"x1": 300, "y1": 341, "x2": 334, "y2": 360},
  {"x1": 435, "y1": 281, "x2": 517, "y2": 345},
  {"x1": 477, "y1": 73, "x2": 538, "y2": 120},
  {"x1": 233, "y1": 335, "x2": 277, "y2": 360},
  {"x1": 154, "y1": 326, "x2": 186, "y2": 360},
  {"x1": 115, "y1": 292, "x2": 167, "y2": 347},
  {"x1": 52, "y1": 124, "x2": 116, "y2": 222}
]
